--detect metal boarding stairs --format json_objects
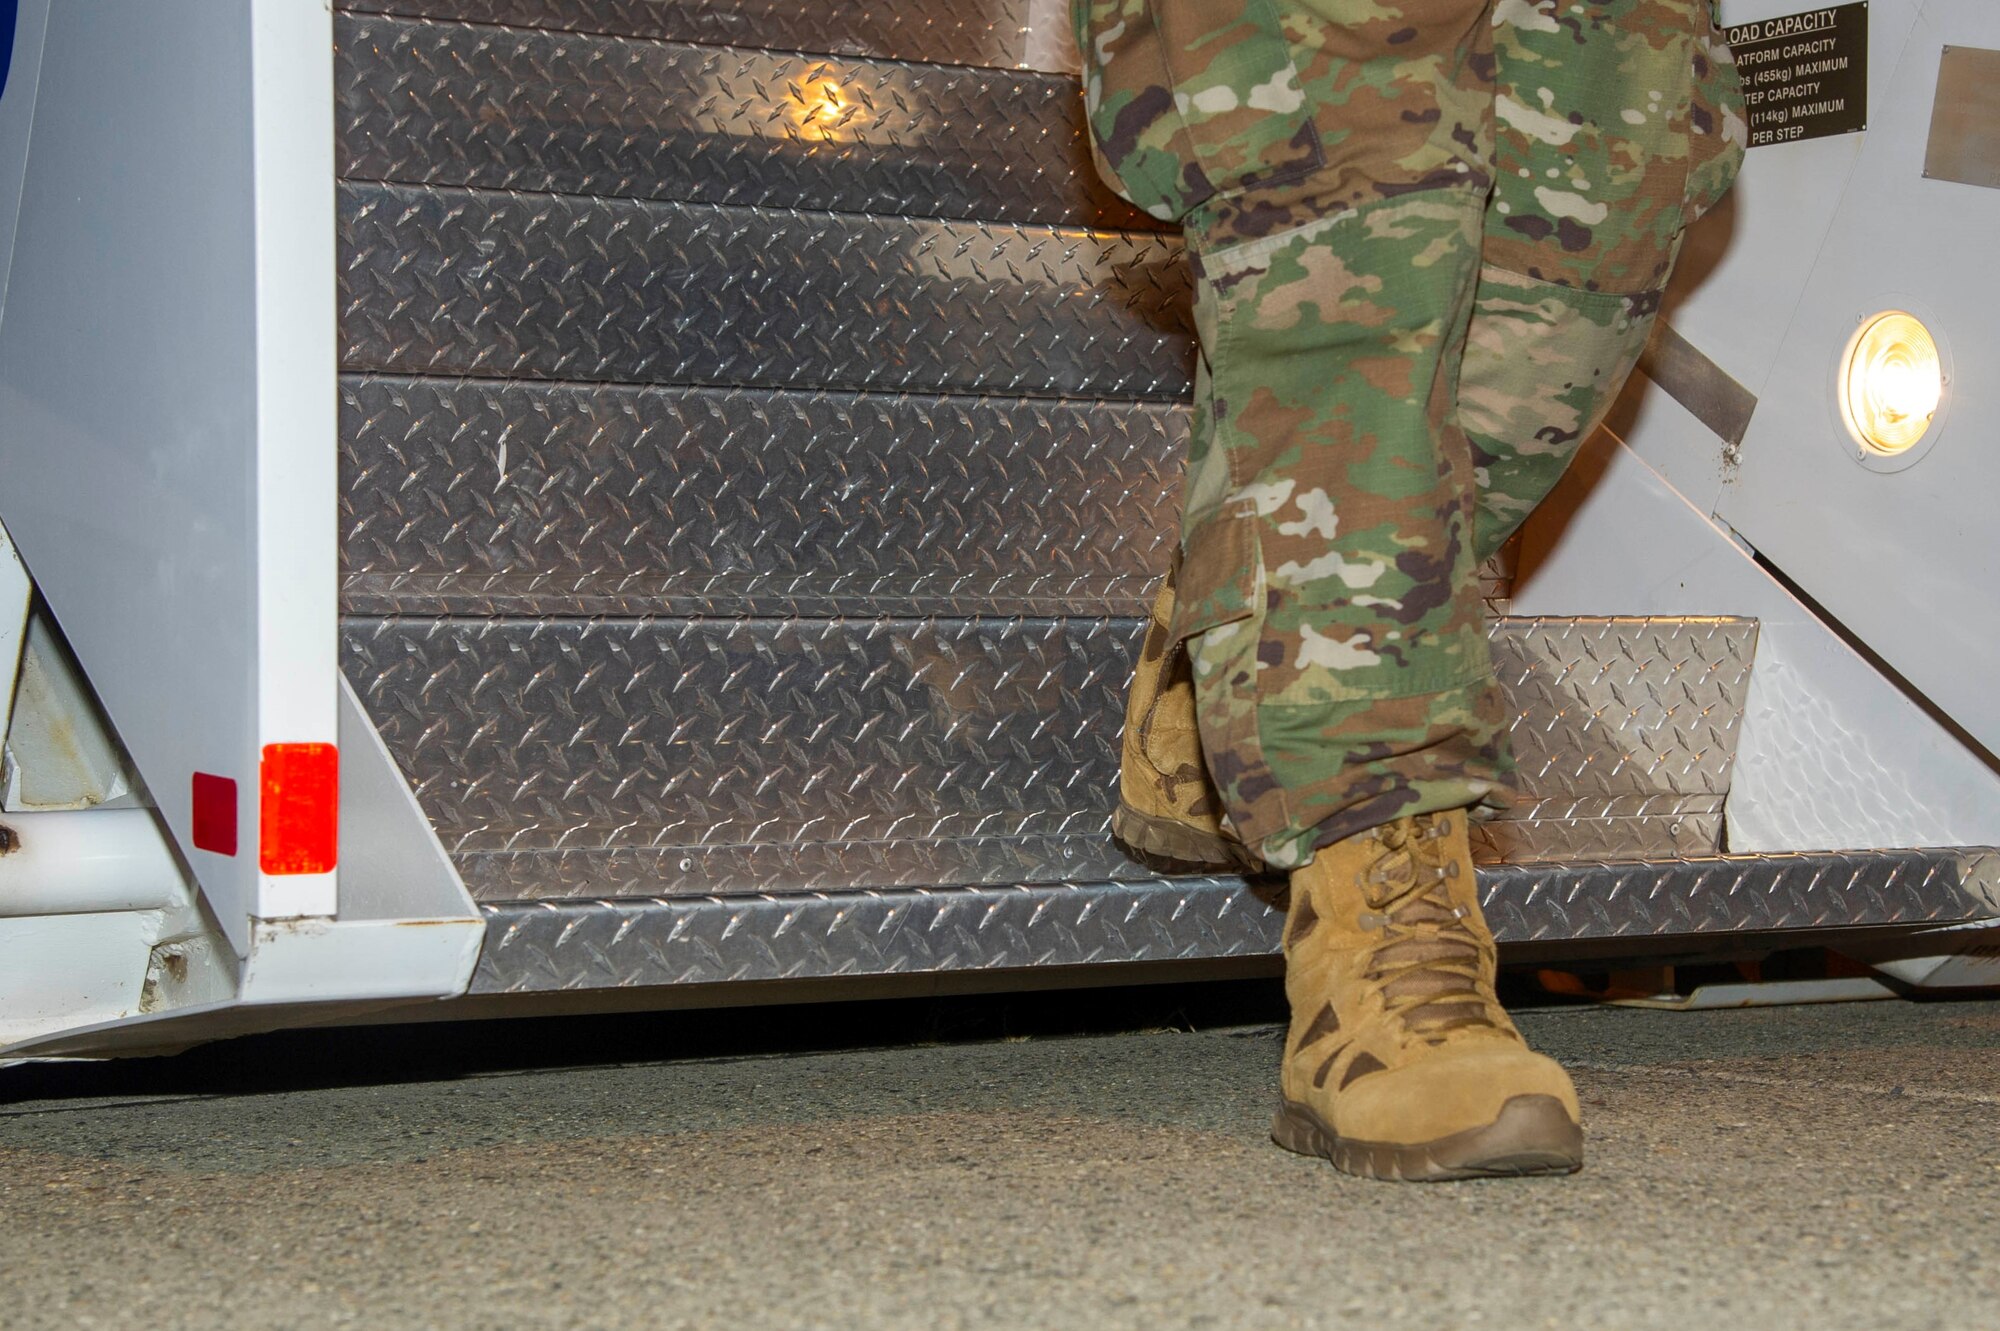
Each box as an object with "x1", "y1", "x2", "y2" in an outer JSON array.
[
  {"x1": 0, "y1": 0, "x2": 1994, "y2": 1056},
  {"x1": 327, "y1": 0, "x2": 1991, "y2": 995}
]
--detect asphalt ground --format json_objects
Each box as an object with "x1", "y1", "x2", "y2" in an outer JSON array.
[{"x1": 3, "y1": 982, "x2": 1997, "y2": 1330}]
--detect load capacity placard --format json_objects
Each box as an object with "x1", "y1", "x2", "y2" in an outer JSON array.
[{"x1": 1726, "y1": 3, "x2": 1869, "y2": 147}]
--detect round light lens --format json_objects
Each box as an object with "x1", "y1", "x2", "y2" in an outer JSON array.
[{"x1": 1840, "y1": 311, "x2": 1943, "y2": 456}]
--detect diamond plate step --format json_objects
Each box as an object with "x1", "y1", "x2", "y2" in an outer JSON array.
[
  {"x1": 337, "y1": 182, "x2": 1192, "y2": 396},
  {"x1": 334, "y1": 379, "x2": 1529, "y2": 620},
  {"x1": 467, "y1": 850, "x2": 2000, "y2": 993},
  {"x1": 336, "y1": 14, "x2": 1153, "y2": 230},
  {"x1": 339, "y1": 0, "x2": 1073, "y2": 73},
  {"x1": 341, "y1": 614, "x2": 1757, "y2": 901},
  {"x1": 340, "y1": 375, "x2": 1185, "y2": 618}
]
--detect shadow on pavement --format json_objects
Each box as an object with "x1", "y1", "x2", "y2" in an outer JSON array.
[{"x1": 0, "y1": 976, "x2": 1294, "y2": 1107}]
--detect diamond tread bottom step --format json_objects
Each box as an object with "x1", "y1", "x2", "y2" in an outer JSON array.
[
  {"x1": 344, "y1": 614, "x2": 1758, "y2": 901},
  {"x1": 467, "y1": 849, "x2": 2000, "y2": 993}
]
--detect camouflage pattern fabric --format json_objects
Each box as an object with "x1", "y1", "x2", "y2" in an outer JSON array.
[
  {"x1": 1079, "y1": 0, "x2": 1744, "y2": 869},
  {"x1": 1078, "y1": 0, "x2": 1326, "y2": 221}
]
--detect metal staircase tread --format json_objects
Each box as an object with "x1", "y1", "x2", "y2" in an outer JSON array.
[
  {"x1": 338, "y1": 374, "x2": 1186, "y2": 619},
  {"x1": 338, "y1": 0, "x2": 1071, "y2": 74},
  {"x1": 335, "y1": 12, "x2": 1156, "y2": 230},
  {"x1": 466, "y1": 849, "x2": 2000, "y2": 993},
  {"x1": 342, "y1": 614, "x2": 1758, "y2": 896},
  {"x1": 336, "y1": 181, "x2": 1194, "y2": 398}
]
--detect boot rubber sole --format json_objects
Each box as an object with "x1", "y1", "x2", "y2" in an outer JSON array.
[
  {"x1": 1271, "y1": 1094, "x2": 1583, "y2": 1182},
  {"x1": 1111, "y1": 800, "x2": 1260, "y2": 873}
]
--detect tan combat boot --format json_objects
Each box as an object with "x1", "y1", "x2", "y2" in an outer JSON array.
[
  {"x1": 1273, "y1": 809, "x2": 1583, "y2": 1181},
  {"x1": 1111, "y1": 569, "x2": 1256, "y2": 871}
]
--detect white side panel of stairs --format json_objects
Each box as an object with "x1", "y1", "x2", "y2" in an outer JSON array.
[
  {"x1": 1513, "y1": 431, "x2": 2000, "y2": 853},
  {"x1": 1715, "y1": 0, "x2": 2000, "y2": 754},
  {"x1": 1651, "y1": 0, "x2": 2000, "y2": 756},
  {"x1": 235, "y1": 676, "x2": 481, "y2": 1006},
  {"x1": 1547, "y1": 0, "x2": 2000, "y2": 854},
  {"x1": 0, "y1": 677, "x2": 480, "y2": 1059},
  {"x1": 0, "y1": 1, "x2": 338, "y2": 950},
  {"x1": 1667, "y1": 0, "x2": 1925, "y2": 405},
  {"x1": 0, "y1": 0, "x2": 48, "y2": 331}
]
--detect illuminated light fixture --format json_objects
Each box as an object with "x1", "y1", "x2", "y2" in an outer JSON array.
[{"x1": 1839, "y1": 310, "x2": 1944, "y2": 457}]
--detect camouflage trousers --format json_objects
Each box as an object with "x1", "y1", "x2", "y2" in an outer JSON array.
[{"x1": 1079, "y1": 0, "x2": 1745, "y2": 868}]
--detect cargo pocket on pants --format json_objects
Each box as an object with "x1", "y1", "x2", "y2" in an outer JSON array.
[
  {"x1": 1460, "y1": 265, "x2": 1667, "y2": 559},
  {"x1": 1076, "y1": 0, "x2": 1323, "y2": 222},
  {"x1": 1167, "y1": 512, "x2": 1281, "y2": 840}
]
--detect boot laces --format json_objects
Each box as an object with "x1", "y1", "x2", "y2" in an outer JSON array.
[{"x1": 1356, "y1": 818, "x2": 1496, "y2": 1043}]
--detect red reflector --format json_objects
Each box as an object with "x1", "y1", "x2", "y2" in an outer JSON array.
[
  {"x1": 259, "y1": 743, "x2": 338, "y2": 875},
  {"x1": 191, "y1": 772, "x2": 238, "y2": 857}
]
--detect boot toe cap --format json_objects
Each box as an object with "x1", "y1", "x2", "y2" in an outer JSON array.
[{"x1": 1333, "y1": 1044, "x2": 1581, "y2": 1149}]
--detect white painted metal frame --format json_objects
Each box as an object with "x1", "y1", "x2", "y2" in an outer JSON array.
[
  {"x1": 0, "y1": 3, "x2": 483, "y2": 1058},
  {"x1": 0, "y1": 668, "x2": 483, "y2": 1058},
  {"x1": 0, "y1": 523, "x2": 30, "y2": 749},
  {"x1": 0, "y1": 0, "x2": 46, "y2": 332},
  {"x1": 251, "y1": 0, "x2": 342, "y2": 918},
  {"x1": 0, "y1": 0, "x2": 335, "y2": 948}
]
